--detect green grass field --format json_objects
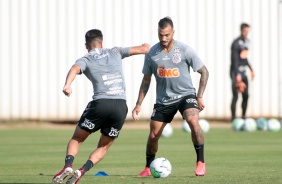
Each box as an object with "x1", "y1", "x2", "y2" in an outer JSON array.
[{"x1": 0, "y1": 125, "x2": 281, "y2": 184}]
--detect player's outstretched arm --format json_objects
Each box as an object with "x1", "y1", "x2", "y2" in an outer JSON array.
[
  {"x1": 197, "y1": 65, "x2": 209, "y2": 112},
  {"x1": 129, "y1": 43, "x2": 150, "y2": 55},
  {"x1": 132, "y1": 75, "x2": 151, "y2": 120},
  {"x1": 63, "y1": 64, "x2": 81, "y2": 97}
]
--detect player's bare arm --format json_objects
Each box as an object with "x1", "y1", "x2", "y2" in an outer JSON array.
[
  {"x1": 129, "y1": 43, "x2": 151, "y2": 55},
  {"x1": 132, "y1": 75, "x2": 152, "y2": 120},
  {"x1": 63, "y1": 64, "x2": 81, "y2": 97},
  {"x1": 196, "y1": 65, "x2": 209, "y2": 111}
]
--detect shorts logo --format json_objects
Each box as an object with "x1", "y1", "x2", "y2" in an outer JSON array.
[
  {"x1": 151, "y1": 109, "x2": 156, "y2": 117},
  {"x1": 109, "y1": 127, "x2": 120, "y2": 136},
  {"x1": 81, "y1": 118, "x2": 95, "y2": 129},
  {"x1": 186, "y1": 98, "x2": 198, "y2": 105}
]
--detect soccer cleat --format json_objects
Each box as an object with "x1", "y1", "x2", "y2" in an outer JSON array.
[
  {"x1": 66, "y1": 168, "x2": 84, "y2": 184},
  {"x1": 194, "y1": 161, "x2": 206, "y2": 176},
  {"x1": 137, "y1": 167, "x2": 152, "y2": 177},
  {"x1": 52, "y1": 165, "x2": 73, "y2": 184}
]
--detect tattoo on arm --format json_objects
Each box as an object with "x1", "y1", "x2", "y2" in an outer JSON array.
[
  {"x1": 197, "y1": 66, "x2": 209, "y2": 98},
  {"x1": 136, "y1": 76, "x2": 151, "y2": 105}
]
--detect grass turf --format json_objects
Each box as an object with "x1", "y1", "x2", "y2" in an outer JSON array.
[{"x1": 0, "y1": 125, "x2": 281, "y2": 184}]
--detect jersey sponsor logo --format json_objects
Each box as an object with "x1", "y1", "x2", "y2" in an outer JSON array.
[
  {"x1": 172, "y1": 53, "x2": 181, "y2": 63},
  {"x1": 162, "y1": 56, "x2": 170, "y2": 60},
  {"x1": 93, "y1": 53, "x2": 109, "y2": 60},
  {"x1": 162, "y1": 95, "x2": 182, "y2": 102},
  {"x1": 81, "y1": 118, "x2": 95, "y2": 129},
  {"x1": 155, "y1": 50, "x2": 161, "y2": 55},
  {"x1": 157, "y1": 68, "x2": 179, "y2": 78},
  {"x1": 109, "y1": 127, "x2": 120, "y2": 136}
]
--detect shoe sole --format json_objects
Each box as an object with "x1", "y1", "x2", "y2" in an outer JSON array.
[
  {"x1": 66, "y1": 170, "x2": 82, "y2": 184},
  {"x1": 53, "y1": 167, "x2": 73, "y2": 184},
  {"x1": 195, "y1": 173, "x2": 205, "y2": 176}
]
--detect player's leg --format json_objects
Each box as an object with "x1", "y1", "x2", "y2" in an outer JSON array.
[
  {"x1": 231, "y1": 76, "x2": 239, "y2": 121},
  {"x1": 52, "y1": 126, "x2": 90, "y2": 184},
  {"x1": 66, "y1": 135, "x2": 115, "y2": 184},
  {"x1": 138, "y1": 120, "x2": 166, "y2": 177},
  {"x1": 180, "y1": 95, "x2": 205, "y2": 176},
  {"x1": 183, "y1": 108, "x2": 206, "y2": 176},
  {"x1": 138, "y1": 104, "x2": 176, "y2": 177},
  {"x1": 67, "y1": 99, "x2": 127, "y2": 184},
  {"x1": 241, "y1": 76, "x2": 249, "y2": 119}
]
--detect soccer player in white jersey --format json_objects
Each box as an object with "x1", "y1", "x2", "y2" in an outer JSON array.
[
  {"x1": 52, "y1": 29, "x2": 150, "y2": 184},
  {"x1": 132, "y1": 17, "x2": 209, "y2": 177}
]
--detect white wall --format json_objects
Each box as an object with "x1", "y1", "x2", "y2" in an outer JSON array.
[{"x1": 0, "y1": 0, "x2": 281, "y2": 121}]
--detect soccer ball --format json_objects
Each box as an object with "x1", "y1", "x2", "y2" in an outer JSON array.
[
  {"x1": 256, "y1": 117, "x2": 268, "y2": 131},
  {"x1": 199, "y1": 119, "x2": 210, "y2": 133},
  {"x1": 232, "y1": 118, "x2": 245, "y2": 131},
  {"x1": 243, "y1": 118, "x2": 257, "y2": 132},
  {"x1": 161, "y1": 123, "x2": 173, "y2": 137},
  {"x1": 267, "y1": 118, "x2": 281, "y2": 132},
  {"x1": 182, "y1": 120, "x2": 191, "y2": 133},
  {"x1": 150, "y1": 157, "x2": 172, "y2": 178}
]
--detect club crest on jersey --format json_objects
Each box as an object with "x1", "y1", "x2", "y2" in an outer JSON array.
[{"x1": 172, "y1": 53, "x2": 181, "y2": 63}]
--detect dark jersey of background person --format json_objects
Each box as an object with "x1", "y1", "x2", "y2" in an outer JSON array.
[{"x1": 230, "y1": 37, "x2": 251, "y2": 77}]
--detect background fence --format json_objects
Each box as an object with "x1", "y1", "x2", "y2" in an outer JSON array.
[{"x1": 0, "y1": 0, "x2": 281, "y2": 121}]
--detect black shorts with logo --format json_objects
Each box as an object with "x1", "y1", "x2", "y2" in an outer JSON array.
[
  {"x1": 77, "y1": 99, "x2": 128, "y2": 139},
  {"x1": 151, "y1": 94, "x2": 199, "y2": 123}
]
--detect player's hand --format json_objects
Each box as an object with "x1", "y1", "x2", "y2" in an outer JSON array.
[
  {"x1": 250, "y1": 71, "x2": 255, "y2": 80},
  {"x1": 63, "y1": 85, "x2": 72, "y2": 97},
  {"x1": 197, "y1": 97, "x2": 205, "y2": 112},
  {"x1": 132, "y1": 105, "x2": 141, "y2": 120},
  {"x1": 236, "y1": 81, "x2": 246, "y2": 93}
]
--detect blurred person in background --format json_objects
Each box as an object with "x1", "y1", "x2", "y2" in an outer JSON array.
[
  {"x1": 230, "y1": 23, "x2": 255, "y2": 121},
  {"x1": 132, "y1": 17, "x2": 209, "y2": 177},
  {"x1": 52, "y1": 29, "x2": 150, "y2": 184}
]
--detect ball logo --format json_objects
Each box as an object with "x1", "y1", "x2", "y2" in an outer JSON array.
[
  {"x1": 157, "y1": 68, "x2": 179, "y2": 78},
  {"x1": 81, "y1": 119, "x2": 95, "y2": 129}
]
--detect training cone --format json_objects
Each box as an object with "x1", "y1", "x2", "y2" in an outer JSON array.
[{"x1": 94, "y1": 171, "x2": 109, "y2": 176}]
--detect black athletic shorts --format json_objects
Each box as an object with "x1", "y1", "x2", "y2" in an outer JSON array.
[
  {"x1": 151, "y1": 94, "x2": 199, "y2": 123},
  {"x1": 77, "y1": 99, "x2": 128, "y2": 138}
]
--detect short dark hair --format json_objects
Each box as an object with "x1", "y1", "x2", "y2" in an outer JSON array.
[
  {"x1": 85, "y1": 29, "x2": 103, "y2": 45},
  {"x1": 158, "y1": 16, "x2": 174, "y2": 29},
  {"x1": 240, "y1": 23, "x2": 250, "y2": 31}
]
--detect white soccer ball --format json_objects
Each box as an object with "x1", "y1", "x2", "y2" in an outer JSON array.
[
  {"x1": 267, "y1": 118, "x2": 281, "y2": 132},
  {"x1": 150, "y1": 157, "x2": 172, "y2": 178},
  {"x1": 232, "y1": 118, "x2": 245, "y2": 131},
  {"x1": 256, "y1": 117, "x2": 268, "y2": 131},
  {"x1": 244, "y1": 118, "x2": 257, "y2": 132},
  {"x1": 161, "y1": 124, "x2": 173, "y2": 137},
  {"x1": 182, "y1": 120, "x2": 191, "y2": 133},
  {"x1": 199, "y1": 119, "x2": 210, "y2": 133}
]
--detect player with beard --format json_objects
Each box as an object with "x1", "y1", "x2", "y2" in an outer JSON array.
[{"x1": 132, "y1": 17, "x2": 209, "y2": 177}]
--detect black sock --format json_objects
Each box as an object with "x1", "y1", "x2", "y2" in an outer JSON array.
[
  {"x1": 65, "y1": 155, "x2": 74, "y2": 167},
  {"x1": 194, "y1": 144, "x2": 204, "y2": 162},
  {"x1": 145, "y1": 153, "x2": 155, "y2": 167},
  {"x1": 82, "y1": 160, "x2": 94, "y2": 173}
]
